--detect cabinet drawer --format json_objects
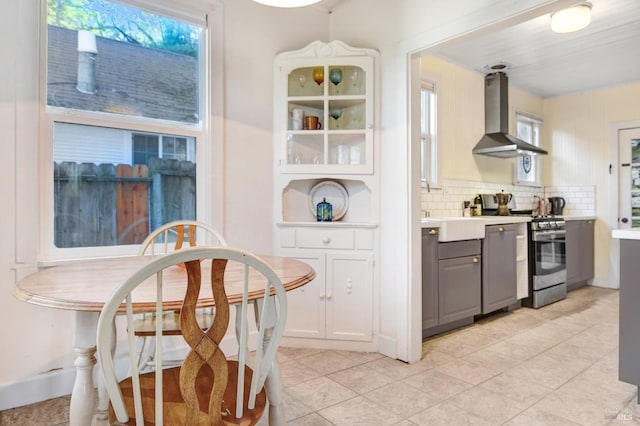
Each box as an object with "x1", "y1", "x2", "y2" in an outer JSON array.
[
  {"x1": 297, "y1": 228, "x2": 355, "y2": 249},
  {"x1": 439, "y1": 239, "x2": 481, "y2": 260}
]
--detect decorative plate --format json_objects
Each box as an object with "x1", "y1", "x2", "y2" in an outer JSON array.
[{"x1": 308, "y1": 181, "x2": 349, "y2": 221}]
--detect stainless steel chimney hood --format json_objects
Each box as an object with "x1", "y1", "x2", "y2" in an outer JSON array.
[{"x1": 473, "y1": 72, "x2": 548, "y2": 158}]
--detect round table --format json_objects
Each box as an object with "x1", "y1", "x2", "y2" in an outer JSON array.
[{"x1": 13, "y1": 254, "x2": 315, "y2": 426}]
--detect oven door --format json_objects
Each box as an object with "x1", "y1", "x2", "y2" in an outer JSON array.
[{"x1": 532, "y1": 229, "x2": 566, "y2": 285}]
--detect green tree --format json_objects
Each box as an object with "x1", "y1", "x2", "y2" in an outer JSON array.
[{"x1": 47, "y1": 0, "x2": 199, "y2": 57}]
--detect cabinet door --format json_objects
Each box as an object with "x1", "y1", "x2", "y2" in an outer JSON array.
[
  {"x1": 325, "y1": 253, "x2": 374, "y2": 341},
  {"x1": 565, "y1": 220, "x2": 581, "y2": 285},
  {"x1": 566, "y1": 220, "x2": 595, "y2": 287},
  {"x1": 438, "y1": 255, "x2": 481, "y2": 325},
  {"x1": 581, "y1": 220, "x2": 595, "y2": 281},
  {"x1": 422, "y1": 228, "x2": 439, "y2": 331},
  {"x1": 281, "y1": 252, "x2": 326, "y2": 339},
  {"x1": 482, "y1": 224, "x2": 517, "y2": 313}
]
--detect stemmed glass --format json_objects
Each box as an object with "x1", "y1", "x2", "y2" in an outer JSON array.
[
  {"x1": 330, "y1": 107, "x2": 342, "y2": 129},
  {"x1": 298, "y1": 74, "x2": 307, "y2": 88},
  {"x1": 312, "y1": 68, "x2": 324, "y2": 94},
  {"x1": 349, "y1": 69, "x2": 360, "y2": 94},
  {"x1": 329, "y1": 68, "x2": 343, "y2": 94}
]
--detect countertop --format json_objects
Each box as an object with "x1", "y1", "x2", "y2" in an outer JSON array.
[
  {"x1": 564, "y1": 216, "x2": 596, "y2": 221},
  {"x1": 421, "y1": 215, "x2": 596, "y2": 228},
  {"x1": 612, "y1": 228, "x2": 640, "y2": 240},
  {"x1": 421, "y1": 216, "x2": 531, "y2": 229}
]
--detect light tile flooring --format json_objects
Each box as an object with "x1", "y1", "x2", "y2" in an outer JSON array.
[{"x1": 2, "y1": 286, "x2": 640, "y2": 425}]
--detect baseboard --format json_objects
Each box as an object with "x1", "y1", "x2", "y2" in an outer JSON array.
[
  {"x1": 0, "y1": 368, "x2": 76, "y2": 410},
  {"x1": 591, "y1": 276, "x2": 619, "y2": 289}
]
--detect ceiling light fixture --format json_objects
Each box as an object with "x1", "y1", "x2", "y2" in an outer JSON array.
[
  {"x1": 550, "y1": 2, "x2": 592, "y2": 33},
  {"x1": 252, "y1": 0, "x2": 321, "y2": 7}
]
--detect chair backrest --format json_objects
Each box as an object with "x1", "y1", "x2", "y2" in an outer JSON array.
[
  {"x1": 97, "y1": 246, "x2": 287, "y2": 425},
  {"x1": 138, "y1": 220, "x2": 227, "y2": 256}
]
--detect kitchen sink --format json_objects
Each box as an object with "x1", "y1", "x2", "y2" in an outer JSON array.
[{"x1": 421, "y1": 217, "x2": 486, "y2": 242}]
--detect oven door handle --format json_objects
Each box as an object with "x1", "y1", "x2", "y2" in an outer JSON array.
[{"x1": 532, "y1": 230, "x2": 566, "y2": 241}]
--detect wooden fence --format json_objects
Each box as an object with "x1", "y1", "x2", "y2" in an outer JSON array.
[{"x1": 54, "y1": 158, "x2": 196, "y2": 248}]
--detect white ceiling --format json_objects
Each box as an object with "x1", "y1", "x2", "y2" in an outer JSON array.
[
  {"x1": 316, "y1": 0, "x2": 640, "y2": 99},
  {"x1": 429, "y1": 0, "x2": 640, "y2": 98}
]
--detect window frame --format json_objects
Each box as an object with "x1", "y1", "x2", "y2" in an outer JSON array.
[
  {"x1": 513, "y1": 111, "x2": 543, "y2": 187},
  {"x1": 420, "y1": 79, "x2": 439, "y2": 189},
  {"x1": 38, "y1": 0, "x2": 223, "y2": 264}
]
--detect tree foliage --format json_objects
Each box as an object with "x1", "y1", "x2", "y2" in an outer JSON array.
[{"x1": 47, "y1": 0, "x2": 200, "y2": 57}]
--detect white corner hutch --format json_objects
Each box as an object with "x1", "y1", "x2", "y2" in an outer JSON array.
[{"x1": 273, "y1": 40, "x2": 380, "y2": 351}]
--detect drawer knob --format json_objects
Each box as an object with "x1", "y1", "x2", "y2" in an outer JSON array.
[
  {"x1": 499, "y1": 227, "x2": 504, "y2": 232},
  {"x1": 322, "y1": 236, "x2": 331, "y2": 244},
  {"x1": 428, "y1": 229, "x2": 437, "y2": 235},
  {"x1": 473, "y1": 257, "x2": 480, "y2": 263}
]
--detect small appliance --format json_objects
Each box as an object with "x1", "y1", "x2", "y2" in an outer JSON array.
[{"x1": 549, "y1": 197, "x2": 566, "y2": 216}]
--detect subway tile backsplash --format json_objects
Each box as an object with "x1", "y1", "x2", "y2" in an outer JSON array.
[{"x1": 421, "y1": 179, "x2": 595, "y2": 217}]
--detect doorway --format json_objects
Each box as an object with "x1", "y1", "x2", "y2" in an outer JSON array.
[
  {"x1": 618, "y1": 127, "x2": 640, "y2": 230},
  {"x1": 608, "y1": 122, "x2": 640, "y2": 290}
]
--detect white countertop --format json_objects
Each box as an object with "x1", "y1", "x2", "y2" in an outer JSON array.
[
  {"x1": 421, "y1": 216, "x2": 531, "y2": 228},
  {"x1": 564, "y1": 216, "x2": 596, "y2": 221},
  {"x1": 612, "y1": 228, "x2": 640, "y2": 240}
]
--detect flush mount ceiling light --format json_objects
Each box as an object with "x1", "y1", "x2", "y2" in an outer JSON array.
[
  {"x1": 550, "y1": 2, "x2": 592, "y2": 33},
  {"x1": 252, "y1": 0, "x2": 321, "y2": 7}
]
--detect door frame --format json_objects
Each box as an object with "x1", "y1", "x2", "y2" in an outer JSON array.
[{"x1": 608, "y1": 120, "x2": 640, "y2": 289}]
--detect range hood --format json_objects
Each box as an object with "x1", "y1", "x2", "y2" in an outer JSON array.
[{"x1": 473, "y1": 72, "x2": 548, "y2": 158}]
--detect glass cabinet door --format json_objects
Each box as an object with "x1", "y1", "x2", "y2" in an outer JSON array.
[{"x1": 284, "y1": 63, "x2": 370, "y2": 172}]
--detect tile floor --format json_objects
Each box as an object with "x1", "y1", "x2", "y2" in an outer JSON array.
[{"x1": 2, "y1": 286, "x2": 639, "y2": 425}]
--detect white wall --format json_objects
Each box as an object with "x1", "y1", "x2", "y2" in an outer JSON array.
[
  {"x1": 220, "y1": 2, "x2": 330, "y2": 252},
  {"x1": 544, "y1": 82, "x2": 640, "y2": 286}
]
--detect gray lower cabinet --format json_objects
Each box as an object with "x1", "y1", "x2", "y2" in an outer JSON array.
[
  {"x1": 422, "y1": 231, "x2": 481, "y2": 337},
  {"x1": 438, "y1": 253, "x2": 482, "y2": 324},
  {"x1": 619, "y1": 239, "x2": 640, "y2": 398},
  {"x1": 566, "y1": 219, "x2": 595, "y2": 290},
  {"x1": 482, "y1": 224, "x2": 517, "y2": 313}
]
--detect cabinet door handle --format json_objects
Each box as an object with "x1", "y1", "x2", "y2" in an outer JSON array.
[
  {"x1": 428, "y1": 229, "x2": 437, "y2": 235},
  {"x1": 499, "y1": 227, "x2": 504, "y2": 232},
  {"x1": 322, "y1": 236, "x2": 331, "y2": 244},
  {"x1": 472, "y1": 257, "x2": 480, "y2": 263},
  {"x1": 326, "y1": 293, "x2": 332, "y2": 300},
  {"x1": 319, "y1": 293, "x2": 325, "y2": 300}
]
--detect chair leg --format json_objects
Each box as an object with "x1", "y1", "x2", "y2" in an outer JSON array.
[
  {"x1": 264, "y1": 334, "x2": 286, "y2": 426},
  {"x1": 253, "y1": 300, "x2": 286, "y2": 426}
]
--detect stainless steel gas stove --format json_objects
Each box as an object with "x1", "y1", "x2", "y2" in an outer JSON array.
[{"x1": 524, "y1": 216, "x2": 567, "y2": 308}]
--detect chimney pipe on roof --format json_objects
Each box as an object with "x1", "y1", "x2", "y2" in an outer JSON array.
[{"x1": 77, "y1": 30, "x2": 97, "y2": 94}]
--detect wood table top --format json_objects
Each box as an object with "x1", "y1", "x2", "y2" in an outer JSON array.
[{"x1": 13, "y1": 255, "x2": 316, "y2": 313}]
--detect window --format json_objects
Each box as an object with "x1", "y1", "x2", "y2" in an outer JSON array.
[
  {"x1": 515, "y1": 112, "x2": 543, "y2": 186},
  {"x1": 420, "y1": 81, "x2": 438, "y2": 187},
  {"x1": 132, "y1": 133, "x2": 194, "y2": 165},
  {"x1": 42, "y1": 0, "x2": 216, "y2": 260}
]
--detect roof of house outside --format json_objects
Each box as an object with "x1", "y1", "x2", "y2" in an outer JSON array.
[{"x1": 47, "y1": 25, "x2": 199, "y2": 124}]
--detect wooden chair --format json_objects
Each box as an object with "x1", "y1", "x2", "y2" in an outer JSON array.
[
  {"x1": 135, "y1": 220, "x2": 227, "y2": 370},
  {"x1": 97, "y1": 246, "x2": 287, "y2": 425}
]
